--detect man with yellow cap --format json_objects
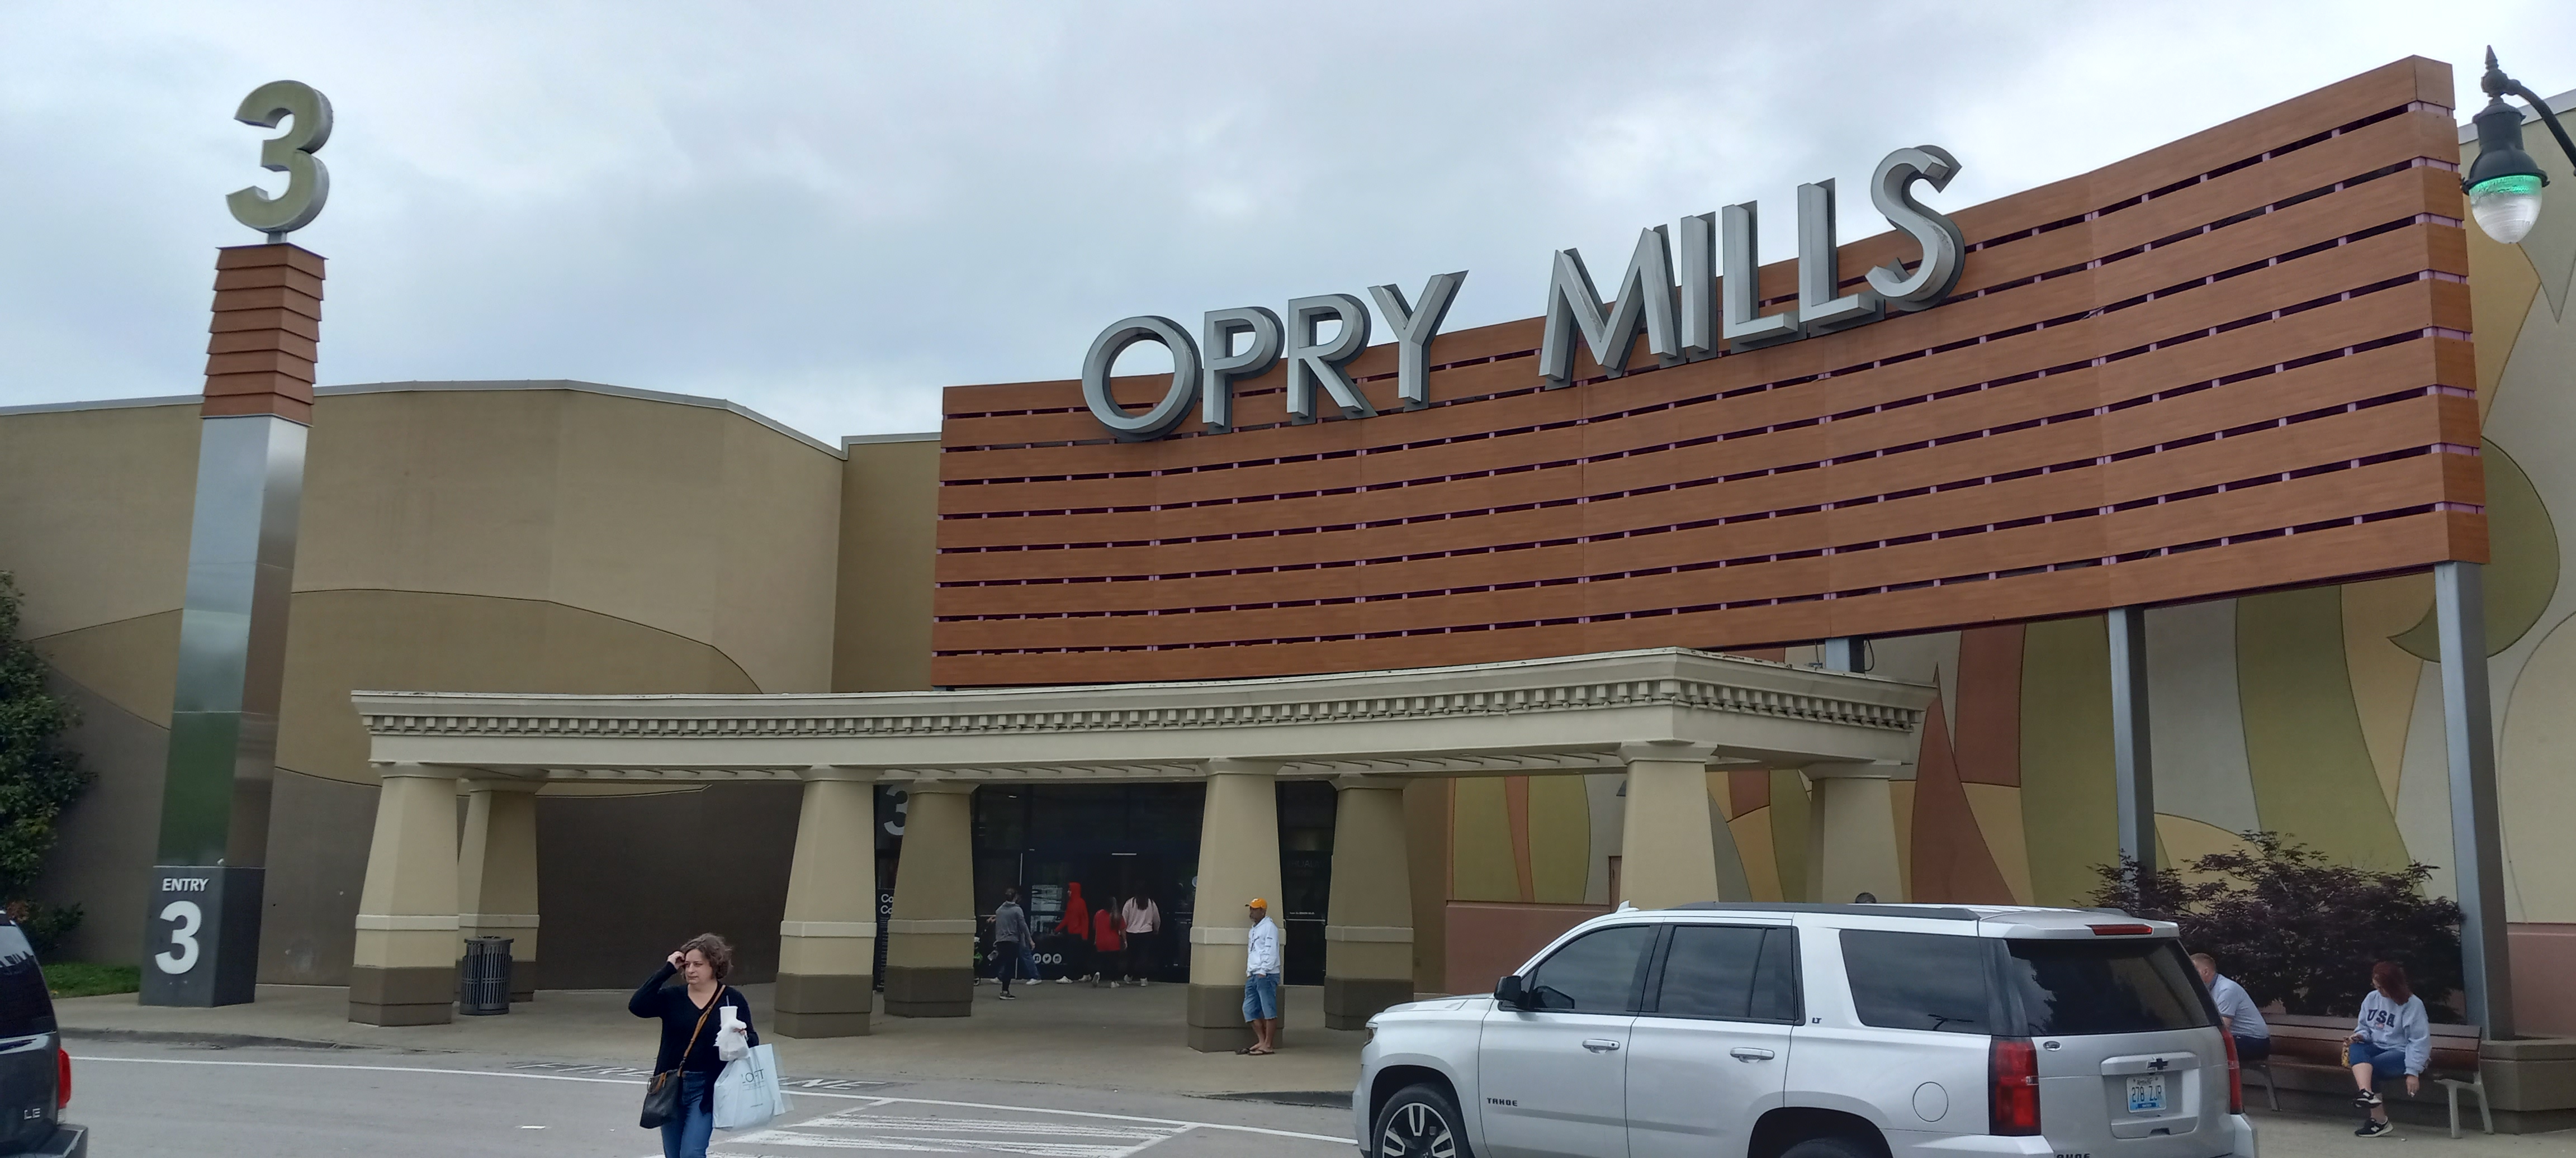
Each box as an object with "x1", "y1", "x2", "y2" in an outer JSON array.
[{"x1": 1240, "y1": 897, "x2": 1281, "y2": 1055}]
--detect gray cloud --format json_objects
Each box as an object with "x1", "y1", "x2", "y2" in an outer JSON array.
[{"x1": 5, "y1": 1, "x2": 2573, "y2": 440}]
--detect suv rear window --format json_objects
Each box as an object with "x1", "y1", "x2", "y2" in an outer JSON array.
[
  {"x1": 1997, "y1": 938, "x2": 2213, "y2": 1036},
  {"x1": 0, "y1": 925, "x2": 53, "y2": 1037},
  {"x1": 1841, "y1": 929, "x2": 2215, "y2": 1037}
]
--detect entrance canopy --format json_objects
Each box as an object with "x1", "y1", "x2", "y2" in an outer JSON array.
[
  {"x1": 340, "y1": 647, "x2": 1933, "y2": 1040},
  {"x1": 351, "y1": 646, "x2": 1932, "y2": 781}
]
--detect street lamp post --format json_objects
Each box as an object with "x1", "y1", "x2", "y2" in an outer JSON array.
[{"x1": 2464, "y1": 48, "x2": 2576, "y2": 244}]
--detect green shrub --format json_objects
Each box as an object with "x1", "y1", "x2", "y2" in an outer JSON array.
[
  {"x1": 2091, "y1": 831, "x2": 2464, "y2": 1020},
  {"x1": 0, "y1": 573, "x2": 91, "y2": 933},
  {"x1": 42, "y1": 962, "x2": 139, "y2": 999}
]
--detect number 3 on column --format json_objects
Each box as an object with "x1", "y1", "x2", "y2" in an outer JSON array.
[
  {"x1": 156, "y1": 900, "x2": 203, "y2": 974},
  {"x1": 226, "y1": 79, "x2": 333, "y2": 238}
]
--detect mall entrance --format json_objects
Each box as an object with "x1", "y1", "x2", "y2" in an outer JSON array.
[{"x1": 877, "y1": 782, "x2": 1337, "y2": 984}]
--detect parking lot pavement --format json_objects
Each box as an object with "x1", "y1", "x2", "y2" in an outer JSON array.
[{"x1": 65, "y1": 1039, "x2": 1354, "y2": 1158}]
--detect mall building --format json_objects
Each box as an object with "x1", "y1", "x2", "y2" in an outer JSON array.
[{"x1": 8, "y1": 58, "x2": 2576, "y2": 1057}]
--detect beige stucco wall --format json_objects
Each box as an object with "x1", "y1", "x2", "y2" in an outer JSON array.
[
  {"x1": 3, "y1": 385, "x2": 848, "y2": 971},
  {"x1": 834, "y1": 435, "x2": 939, "y2": 691}
]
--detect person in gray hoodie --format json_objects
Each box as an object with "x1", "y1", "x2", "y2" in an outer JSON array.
[
  {"x1": 2346, "y1": 960, "x2": 2430, "y2": 1138},
  {"x1": 987, "y1": 888, "x2": 1036, "y2": 1000}
]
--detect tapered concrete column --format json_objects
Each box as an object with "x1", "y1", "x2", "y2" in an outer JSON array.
[
  {"x1": 1324, "y1": 776, "x2": 1412, "y2": 1029},
  {"x1": 350, "y1": 763, "x2": 462, "y2": 1026},
  {"x1": 885, "y1": 780, "x2": 976, "y2": 1018},
  {"x1": 1188, "y1": 760, "x2": 1282, "y2": 1052},
  {"x1": 457, "y1": 779, "x2": 542, "y2": 1002},
  {"x1": 1618, "y1": 742, "x2": 1722, "y2": 908},
  {"x1": 775, "y1": 767, "x2": 878, "y2": 1038},
  {"x1": 1804, "y1": 763, "x2": 1909, "y2": 903},
  {"x1": 2436, "y1": 561, "x2": 2516, "y2": 1039}
]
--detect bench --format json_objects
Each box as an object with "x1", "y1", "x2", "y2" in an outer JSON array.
[{"x1": 2244, "y1": 1013, "x2": 2489, "y2": 1137}]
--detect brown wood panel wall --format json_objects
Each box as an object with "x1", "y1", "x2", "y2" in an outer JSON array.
[{"x1": 931, "y1": 58, "x2": 2484, "y2": 686}]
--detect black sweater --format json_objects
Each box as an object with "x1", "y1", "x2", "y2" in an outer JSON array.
[{"x1": 629, "y1": 964, "x2": 759, "y2": 1074}]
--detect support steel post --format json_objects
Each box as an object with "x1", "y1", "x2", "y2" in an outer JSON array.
[
  {"x1": 139, "y1": 244, "x2": 324, "y2": 1007},
  {"x1": 2107, "y1": 607, "x2": 2156, "y2": 871},
  {"x1": 2436, "y1": 561, "x2": 2516, "y2": 1040}
]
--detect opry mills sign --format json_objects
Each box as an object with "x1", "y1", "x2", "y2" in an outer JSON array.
[{"x1": 1081, "y1": 145, "x2": 1967, "y2": 442}]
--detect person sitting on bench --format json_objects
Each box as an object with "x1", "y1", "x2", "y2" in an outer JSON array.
[{"x1": 2193, "y1": 952, "x2": 2270, "y2": 1062}]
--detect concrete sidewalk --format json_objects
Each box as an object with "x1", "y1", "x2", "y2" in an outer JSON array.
[{"x1": 55, "y1": 979, "x2": 1367, "y2": 1097}]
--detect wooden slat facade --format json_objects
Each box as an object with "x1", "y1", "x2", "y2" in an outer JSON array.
[{"x1": 932, "y1": 58, "x2": 2482, "y2": 687}]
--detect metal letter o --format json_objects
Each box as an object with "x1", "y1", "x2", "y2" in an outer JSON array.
[{"x1": 1082, "y1": 316, "x2": 1201, "y2": 442}]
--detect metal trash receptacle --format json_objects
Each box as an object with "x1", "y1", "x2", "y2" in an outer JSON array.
[{"x1": 460, "y1": 936, "x2": 513, "y2": 1015}]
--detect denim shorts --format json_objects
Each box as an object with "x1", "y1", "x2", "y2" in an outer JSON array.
[
  {"x1": 2350, "y1": 1040, "x2": 2409, "y2": 1075},
  {"x1": 1242, "y1": 972, "x2": 1281, "y2": 1020}
]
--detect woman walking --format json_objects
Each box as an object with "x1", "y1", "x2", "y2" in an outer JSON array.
[
  {"x1": 1090, "y1": 893, "x2": 1125, "y2": 986},
  {"x1": 2346, "y1": 960, "x2": 2430, "y2": 1139},
  {"x1": 631, "y1": 933, "x2": 758, "y2": 1158}
]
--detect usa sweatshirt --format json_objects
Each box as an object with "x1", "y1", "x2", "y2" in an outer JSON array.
[{"x1": 2354, "y1": 989, "x2": 2431, "y2": 1075}]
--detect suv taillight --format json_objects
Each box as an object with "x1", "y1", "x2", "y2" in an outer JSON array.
[
  {"x1": 2222, "y1": 1029, "x2": 2243, "y2": 1114},
  {"x1": 1990, "y1": 1037, "x2": 2040, "y2": 1136},
  {"x1": 56, "y1": 1047, "x2": 70, "y2": 1109}
]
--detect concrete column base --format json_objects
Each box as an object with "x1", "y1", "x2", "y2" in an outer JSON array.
[
  {"x1": 1186, "y1": 981, "x2": 1286, "y2": 1052},
  {"x1": 1324, "y1": 976, "x2": 1413, "y2": 1030},
  {"x1": 349, "y1": 964, "x2": 454, "y2": 1026},
  {"x1": 883, "y1": 965, "x2": 974, "y2": 1017},
  {"x1": 773, "y1": 972, "x2": 872, "y2": 1038}
]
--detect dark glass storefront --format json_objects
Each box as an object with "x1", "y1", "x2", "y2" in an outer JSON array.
[{"x1": 875, "y1": 781, "x2": 1335, "y2": 984}]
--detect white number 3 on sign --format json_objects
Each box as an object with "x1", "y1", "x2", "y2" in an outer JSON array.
[
  {"x1": 156, "y1": 900, "x2": 203, "y2": 974},
  {"x1": 226, "y1": 79, "x2": 333, "y2": 239}
]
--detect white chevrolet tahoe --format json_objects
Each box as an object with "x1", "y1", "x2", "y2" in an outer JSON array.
[{"x1": 1356, "y1": 903, "x2": 2258, "y2": 1158}]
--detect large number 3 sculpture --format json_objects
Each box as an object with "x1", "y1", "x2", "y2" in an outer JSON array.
[{"x1": 225, "y1": 79, "x2": 333, "y2": 238}]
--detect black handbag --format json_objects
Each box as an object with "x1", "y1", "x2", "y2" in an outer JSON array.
[{"x1": 640, "y1": 988, "x2": 722, "y2": 1128}]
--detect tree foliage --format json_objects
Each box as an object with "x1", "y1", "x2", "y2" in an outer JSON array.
[
  {"x1": 0, "y1": 573, "x2": 89, "y2": 951},
  {"x1": 2090, "y1": 831, "x2": 2464, "y2": 1021}
]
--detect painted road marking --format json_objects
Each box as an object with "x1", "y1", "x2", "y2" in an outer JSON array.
[
  {"x1": 719, "y1": 1103, "x2": 1190, "y2": 1156},
  {"x1": 72, "y1": 1056, "x2": 1351, "y2": 1145},
  {"x1": 509, "y1": 1060, "x2": 886, "y2": 1090}
]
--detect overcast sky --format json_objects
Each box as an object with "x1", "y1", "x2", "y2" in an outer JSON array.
[{"x1": 6, "y1": 3, "x2": 2575, "y2": 442}]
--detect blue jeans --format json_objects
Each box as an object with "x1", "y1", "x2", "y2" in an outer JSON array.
[
  {"x1": 662, "y1": 1070, "x2": 713, "y2": 1158},
  {"x1": 995, "y1": 941, "x2": 1036, "y2": 988},
  {"x1": 1243, "y1": 972, "x2": 1281, "y2": 1020},
  {"x1": 2350, "y1": 1040, "x2": 2408, "y2": 1078}
]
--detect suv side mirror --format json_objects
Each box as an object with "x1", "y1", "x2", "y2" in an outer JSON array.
[{"x1": 1494, "y1": 974, "x2": 1530, "y2": 1010}]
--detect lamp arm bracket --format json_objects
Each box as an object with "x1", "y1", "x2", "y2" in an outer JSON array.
[{"x1": 2506, "y1": 80, "x2": 2576, "y2": 175}]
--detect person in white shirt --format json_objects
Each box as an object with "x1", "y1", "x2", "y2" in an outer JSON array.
[
  {"x1": 1240, "y1": 898, "x2": 1281, "y2": 1055},
  {"x1": 2193, "y1": 953, "x2": 2270, "y2": 1061}
]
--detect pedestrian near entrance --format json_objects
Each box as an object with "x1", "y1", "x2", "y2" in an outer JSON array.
[
  {"x1": 1054, "y1": 882, "x2": 1092, "y2": 985},
  {"x1": 1091, "y1": 894, "x2": 1125, "y2": 986},
  {"x1": 2192, "y1": 953, "x2": 2271, "y2": 1062},
  {"x1": 1239, "y1": 898, "x2": 1281, "y2": 1055},
  {"x1": 631, "y1": 933, "x2": 758, "y2": 1158},
  {"x1": 989, "y1": 888, "x2": 1035, "y2": 999},
  {"x1": 1121, "y1": 892, "x2": 1161, "y2": 985},
  {"x1": 2346, "y1": 960, "x2": 2430, "y2": 1138}
]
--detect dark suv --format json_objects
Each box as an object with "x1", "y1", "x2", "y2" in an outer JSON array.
[{"x1": 0, "y1": 919, "x2": 84, "y2": 1156}]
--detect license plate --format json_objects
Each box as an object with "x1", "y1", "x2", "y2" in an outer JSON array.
[{"x1": 2127, "y1": 1073, "x2": 2168, "y2": 1114}]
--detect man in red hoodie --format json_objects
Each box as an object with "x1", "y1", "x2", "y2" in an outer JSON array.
[{"x1": 1052, "y1": 883, "x2": 1091, "y2": 985}]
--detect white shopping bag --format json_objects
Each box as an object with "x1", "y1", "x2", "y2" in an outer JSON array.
[
  {"x1": 715, "y1": 1006, "x2": 749, "y2": 1061},
  {"x1": 712, "y1": 1042, "x2": 790, "y2": 1130}
]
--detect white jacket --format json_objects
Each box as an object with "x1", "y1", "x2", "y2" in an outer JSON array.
[{"x1": 1244, "y1": 917, "x2": 1281, "y2": 976}]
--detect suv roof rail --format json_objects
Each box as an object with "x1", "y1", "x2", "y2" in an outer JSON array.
[{"x1": 1665, "y1": 901, "x2": 1982, "y2": 920}]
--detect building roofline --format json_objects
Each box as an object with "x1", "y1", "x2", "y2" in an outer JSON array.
[{"x1": 0, "y1": 379, "x2": 903, "y2": 459}]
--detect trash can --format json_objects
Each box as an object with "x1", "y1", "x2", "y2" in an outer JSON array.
[{"x1": 460, "y1": 936, "x2": 513, "y2": 1015}]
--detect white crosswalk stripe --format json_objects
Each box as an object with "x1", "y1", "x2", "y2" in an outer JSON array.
[{"x1": 717, "y1": 1104, "x2": 1191, "y2": 1158}]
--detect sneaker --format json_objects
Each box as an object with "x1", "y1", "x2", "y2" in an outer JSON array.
[
  {"x1": 1139, "y1": 978, "x2": 1150, "y2": 988},
  {"x1": 2354, "y1": 1090, "x2": 2384, "y2": 1109},
  {"x1": 1110, "y1": 981, "x2": 1121, "y2": 988},
  {"x1": 1056, "y1": 976, "x2": 1072, "y2": 984},
  {"x1": 998, "y1": 991, "x2": 1016, "y2": 1000},
  {"x1": 2356, "y1": 1119, "x2": 2393, "y2": 1138}
]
